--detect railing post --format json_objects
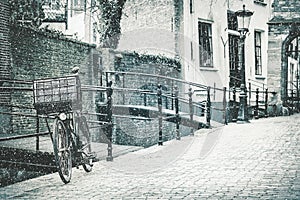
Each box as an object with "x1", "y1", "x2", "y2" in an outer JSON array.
[
  {"x1": 144, "y1": 93, "x2": 147, "y2": 106},
  {"x1": 188, "y1": 87, "x2": 194, "y2": 136},
  {"x1": 206, "y1": 86, "x2": 211, "y2": 128},
  {"x1": 297, "y1": 74, "x2": 300, "y2": 112},
  {"x1": 122, "y1": 74, "x2": 125, "y2": 105},
  {"x1": 223, "y1": 87, "x2": 227, "y2": 125},
  {"x1": 106, "y1": 80, "x2": 113, "y2": 161},
  {"x1": 248, "y1": 82, "x2": 251, "y2": 106},
  {"x1": 175, "y1": 86, "x2": 180, "y2": 140},
  {"x1": 36, "y1": 114, "x2": 39, "y2": 151},
  {"x1": 265, "y1": 88, "x2": 268, "y2": 117},
  {"x1": 157, "y1": 84, "x2": 163, "y2": 145},
  {"x1": 233, "y1": 87, "x2": 236, "y2": 103},
  {"x1": 171, "y1": 92, "x2": 174, "y2": 110},
  {"x1": 255, "y1": 88, "x2": 259, "y2": 119},
  {"x1": 213, "y1": 82, "x2": 216, "y2": 101},
  {"x1": 171, "y1": 80, "x2": 174, "y2": 110},
  {"x1": 165, "y1": 95, "x2": 169, "y2": 109},
  {"x1": 291, "y1": 86, "x2": 294, "y2": 114},
  {"x1": 105, "y1": 72, "x2": 109, "y2": 86},
  {"x1": 232, "y1": 87, "x2": 237, "y2": 122}
]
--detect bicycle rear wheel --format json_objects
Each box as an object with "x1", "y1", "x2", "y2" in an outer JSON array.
[
  {"x1": 52, "y1": 118, "x2": 72, "y2": 184},
  {"x1": 76, "y1": 116, "x2": 93, "y2": 172}
]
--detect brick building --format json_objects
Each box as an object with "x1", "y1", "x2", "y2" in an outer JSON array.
[{"x1": 268, "y1": 0, "x2": 300, "y2": 109}]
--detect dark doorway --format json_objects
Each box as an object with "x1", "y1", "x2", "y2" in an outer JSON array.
[{"x1": 282, "y1": 30, "x2": 300, "y2": 111}]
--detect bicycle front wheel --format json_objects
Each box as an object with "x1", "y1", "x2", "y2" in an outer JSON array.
[{"x1": 52, "y1": 118, "x2": 72, "y2": 184}]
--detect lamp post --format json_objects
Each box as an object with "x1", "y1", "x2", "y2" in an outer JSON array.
[{"x1": 236, "y1": 5, "x2": 253, "y2": 122}]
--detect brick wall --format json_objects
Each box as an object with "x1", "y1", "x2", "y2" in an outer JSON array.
[
  {"x1": 10, "y1": 25, "x2": 97, "y2": 135},
  {"x1": 113, "y1": 52, "x2": 181, "y2": 104},
  {"x1": 97, "y1": 49, "x2": 185, "y2": 146},
  {"x1": 0, "y1": 0, "x2": 12, "y2": 134},
  {"x1": 114, "y1": 118, "x2": 191, "y2": 148},
  {"x1": 0, "y1": 0, "x2": 11, "y2": 79}
]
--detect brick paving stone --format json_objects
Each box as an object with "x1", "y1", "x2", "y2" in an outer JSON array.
[{"x1": 1, "y1": 115, "x2": 300, "y2": 199}]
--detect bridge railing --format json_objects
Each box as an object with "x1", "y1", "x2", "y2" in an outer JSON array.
[
  {"x1": 0, "y1": 78, "x2": 45, "y2": 151},
  {"x1": 94, "y1": 71, "x2": 213, "y2": 146},
  {"x1": 227, "y1": 85, "x2": 273, "y2": 121},
  {"x1": 0, "y1": 72, "x2": 213, "y2": 162},
  {"x1": 102, "y1": 71, "x2": 209, "y2": 117}
]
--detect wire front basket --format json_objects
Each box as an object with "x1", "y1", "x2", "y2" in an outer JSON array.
[{"x1": 33, "y1": 75, "x2": 81, "y2": 114}]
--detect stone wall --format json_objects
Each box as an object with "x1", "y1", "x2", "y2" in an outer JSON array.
[
  {"x1": 268, "y1": 0, "x2": 300, "y2": 99},
  {"x1": 272, "y1": 0, "x2": 300, "y2": 19},
  {"x1": 113, "y1": 52, "x2": 181, "y2": 105}
]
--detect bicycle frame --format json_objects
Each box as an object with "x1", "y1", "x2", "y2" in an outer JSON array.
[{"x1": 33, "y1": 75, "x2": 93, "y2": 183}]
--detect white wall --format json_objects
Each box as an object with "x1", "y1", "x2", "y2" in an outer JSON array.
[
  {"x1": 183, "y1": 0, "x2": 271, "y2": 96},
  {"x1": 118, "y1": 0, "x2": 175, "y2": 56}
]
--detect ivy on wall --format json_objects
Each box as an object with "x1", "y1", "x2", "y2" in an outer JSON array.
[
  {"x1": 97, "y1": 0, "x2": 127, "y2": 49},
  {"x1": 9, "y1": 0, "x2": 45, "y2": 27},
  {"x1": 121, "y1": 51, "x2": 181, "y2": 72}
]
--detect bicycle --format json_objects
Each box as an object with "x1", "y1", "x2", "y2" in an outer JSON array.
[{"x1": 33, "y1": 75, "x2": 94, "y2": 183}]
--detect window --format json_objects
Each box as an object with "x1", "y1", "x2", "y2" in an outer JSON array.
[
  {"x1": 255, "y1": 31, "x2": 262, "y2": 75},
  {"x1": 227, "y1": 11, "x2": 238, "y2": 31},
  {"x1": 73, "y1": 0, "x2": 84, "y2": 7},
  {"x1": 227, "y1": 11, "x2": 240, "y2": 87},
  {"x1": 71, "y1": 0, "x2": 85, "y2": 16},
  {"x1": 198, "y1": 22, "x2": 213, "y2": 67}
]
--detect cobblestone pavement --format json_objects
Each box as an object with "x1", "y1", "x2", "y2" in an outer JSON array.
[{"x1": 1, "y1": 114, "x2": 300, "y2": 199}]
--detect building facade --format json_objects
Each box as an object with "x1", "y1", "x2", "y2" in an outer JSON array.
[
  {"x1": 42, "y1": 0, "x2": 96, "y2": 44},
  {"x1": 41, "y1": 0, "x2": 273, "y2": 98},
  {"x1": 184, "y1": 0, "x2": 271, "y2": 94},
  {"x1": 268, "y1": 0, "x2": 300, "y2": 110},
  {"x1": 119, "y1": 0, "x2": 271, "y2": 103}
]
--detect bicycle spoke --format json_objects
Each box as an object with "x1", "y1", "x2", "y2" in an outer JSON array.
[{"x1": 52, "y1": 118, "x2": 72, "y2": 184}]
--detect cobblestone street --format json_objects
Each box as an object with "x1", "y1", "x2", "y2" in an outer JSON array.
[{"x1": 1, "y1": 114, "x2": 300, "y2": 199}]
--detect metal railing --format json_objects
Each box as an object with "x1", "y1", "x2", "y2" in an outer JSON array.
[
  {"x1": 97, "y1": 71, "x2": 212, "y2": 147},
  {"x1": 1, "y1": 70, "x2": 284, "y2": 172}
]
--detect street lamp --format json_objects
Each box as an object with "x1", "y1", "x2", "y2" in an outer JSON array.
[{"x1": 236, "y1": 4, "x2": 253, "y2": 122}]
